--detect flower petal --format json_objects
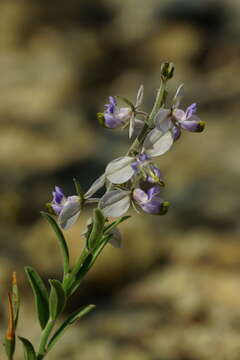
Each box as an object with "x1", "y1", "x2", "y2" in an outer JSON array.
[
  {"x1": 99, "y1": 190, "x2": 131, "y2": 217},
  {"x1": 143, "y1": 129, "x2": 173, "y2": 157},
  {"x1": 133, "y1": 188, "x2": 148, "y2": 203},
  {"x1": 108, "y1": 227, "x2": 122, "y2": 248},
  {"x1": 180, "y1": 115, "x2": 205, "y2": 132},
  {"x1": 154, "y1": 109, "x2": 171, "y2": 130},
  {"x1": 58, "y1": 196, "x2": 81, "y2": 230},
  {"x1": 105, "y1": 156, "x2": 135, "y2": 184},
  {"x1": 84, "y1": 174, "x2": 105, "y2": 199}
]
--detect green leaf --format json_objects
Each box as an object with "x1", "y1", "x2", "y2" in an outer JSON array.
[
  {"x1": 47, "y1": 304, "x2": 95, "y2": 352},
  {"x1": 104, "y1": 215, "x2": 131, "y2": 233},
  {"x1": 69, "y1": 235, "x2": 110, "y2": 295},
  {"x1": 87, "y1": 209, "x2": 105, "y2": 251},
  {"x1": 49, "y1": 280, "x2": 66, "y2": 321},
  {"x1": 41, "y1": 212, "x2": 69, "y2": 277},
  {"x1": 18, "y1": 337, "x2": 37, "y2": 360},
  {"x1": 25, "y1": 267, "x2": 49, "y2": 329}
]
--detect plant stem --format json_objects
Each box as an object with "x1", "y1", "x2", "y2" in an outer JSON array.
[
  {"x1": 37, "y1": 319, "x2": 55, "y2": 359},
  {"x1": 127, "y1": 77, "x2": 167, "y2": 156}
]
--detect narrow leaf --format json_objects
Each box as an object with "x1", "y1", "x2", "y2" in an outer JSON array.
[
  {"x1": 41, "y1": 212, "x2": 69, "y2": 276},
  {"x1": 47, "y1": 305, "x2": 95, "y2": 352},
  {"x1": 49, "y1": 280, "x2": 66, "y2": 321},
  {"x1": 87, "y1": 209, "x2": 105, "y2": 251},
  {"x1": 18, "y1": 337, "x2": 37, "y2": 360},
  {"x1": 104, "y1": 215, "x2": 131, "y2": 233},
  {"x1": 25, "y1": 267, "x2": 49, "y2": 329}
]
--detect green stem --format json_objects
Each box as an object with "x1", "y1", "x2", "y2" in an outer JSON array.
[
  {"x1": 37, "y1": 319, "x2": 55, "y2": 359},
  {"x1": 148, "y1": 78, "x2": 167, "y2": 126},
  {"x1": 127, "y1": 78, "x2": 167, "y2": 156},
  {"x1": 62, "y1": 247, "x2": 89, "y2": 296}
]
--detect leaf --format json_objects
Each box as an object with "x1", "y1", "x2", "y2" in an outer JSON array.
[
  {"x1": 25, "y1": 267, "x2": 49, "y2": 329},
  {"x1": 104, "y1": 215, "x2": 131, "y2": 233},
  {"x1": 18, "y1": 337, "x2": 37, "y2": 360},
  {"x1": 41, "y1": 212, "x2": 69, "y2": 276},
  {"x1": 70, "y1": 236, "x2": 110, "y2": 295},
  {"x1": 47, "y1": 304, "x2": 95, "y2": 352},
  {"x1": 87, "y1": 209, "x2": 105, "y2": 251},
  {"x1": 49, "y1": 280, "x2": 66, "y2": 321}
]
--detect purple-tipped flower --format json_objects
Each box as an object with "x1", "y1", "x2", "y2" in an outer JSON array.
[
  {"x1": 51, "y1": 187, "x2": 81, "y2": 230},
  {"x1": 133, "y1": 187, "x2": 169, "y2": 215},
  {"x1": 99, "y1": 185, "x2": 169, "y2": 218},
  {"x1": 155, "y1": 85, "x2": 205, "y2": 141},
  {"x1": 102, "y1": 96, "x2": 132, "y2": 129},
  {"x1": 52, "y1": 186, "x2": 66, "y2": 215}
]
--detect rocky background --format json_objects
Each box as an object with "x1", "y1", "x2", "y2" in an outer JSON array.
[{"x1": 0, "y1": 0, "x2": 240, "y2": 359}]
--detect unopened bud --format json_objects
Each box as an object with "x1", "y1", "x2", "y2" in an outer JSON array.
[{"x1": 161, "y1": 62, "x2": 174, "y2": 80}]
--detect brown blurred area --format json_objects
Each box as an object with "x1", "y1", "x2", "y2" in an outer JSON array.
[{"x1": 0, "y1": 0, "x2": 240, "y2": 359}]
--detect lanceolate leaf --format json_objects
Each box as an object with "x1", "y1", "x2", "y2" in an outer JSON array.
[
  {"x1": 49, "y1": 280, "x2": 66, "y2": 321},
  {"x1": 69, "y1": 236, "x2": 110, "y2": 295},
  {"x1": 18, "y1": 337, "x2": 37, "y2": 360},
  {"x1": 41, "y1": 212, "x2": 69, "y2": 277},
  {"x1": 47, "y1": 305, "x2": 95, "y2": 352},
  {"x1": 25, "y1": 267, "x2": 49, "y2": 329}
]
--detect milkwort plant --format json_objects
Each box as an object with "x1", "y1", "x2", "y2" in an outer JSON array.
[{"x1": 3, "y1": 62, "x2": 205, "y2": 360}]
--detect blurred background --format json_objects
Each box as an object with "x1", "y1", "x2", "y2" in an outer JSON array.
[{"x1": 0, "y1": 0, "x2": 240, "y2": 359}]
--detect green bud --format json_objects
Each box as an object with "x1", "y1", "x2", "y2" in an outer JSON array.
[
  {"x1": 161, "y1": 62, "x2": 175, "y2": 80},
  {"x1": 160, "y1": 201, "x2": 170, "y2": 215},
  {"x1": 97, "y1": 112, "x2": 106, "y2": 127}
]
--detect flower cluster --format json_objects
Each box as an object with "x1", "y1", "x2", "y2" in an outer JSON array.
[{"x1": 49, "y1": 67, "x2": 205, "y2": 245}]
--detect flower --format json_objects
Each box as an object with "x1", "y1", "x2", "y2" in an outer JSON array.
[
  {"x1": 98, "y1": 86, "x2": 145, "y2": 138},
  {"x1": 133, "y1": 187, "x2": 169, "y2": 215},
  {"x1": 101, "y1": 96, "x2": 132, "y2": 129},
  {"x1": 105, "y1": 129, "x2": 173, "y2": 184},
  {"x1": 51, "y1": 187, "x2": 82, "y2": 230},
  {"x1": 99, "y1": 185, "x2": 169, "y2": 217},
  {"x1": 51, "y1": 175, "x2": 106, "y2": 230},
  {"x1": 155, "y1": 85, "x2": 205, "y2": 141}
]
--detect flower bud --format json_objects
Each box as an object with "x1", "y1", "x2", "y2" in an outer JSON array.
[{"x1": 161, "y1": 62, "x2": 175, "y2": 80}]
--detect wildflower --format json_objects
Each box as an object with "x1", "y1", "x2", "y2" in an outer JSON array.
[
  {"x1": 105, "y1": 129, "x2": 173, "y2": 184},
  {"x1": 98, "y1": 85, "x2": 145, "y2": 138},
  {"x1": 99, "y1": 185, "x2": 169, "y2": 217},
  {"x1": 51, "y1": 187, "x2": 82, "y2": 230},
  {"x1": 51, "y1": 175, "x2": 105, "y2": 230},
  {"x1": 133, "y1": 187, "x2": 169, "y2": 215},
  {"x1": 99, "y1": 96, "x2": 132, "y2": 129}
]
